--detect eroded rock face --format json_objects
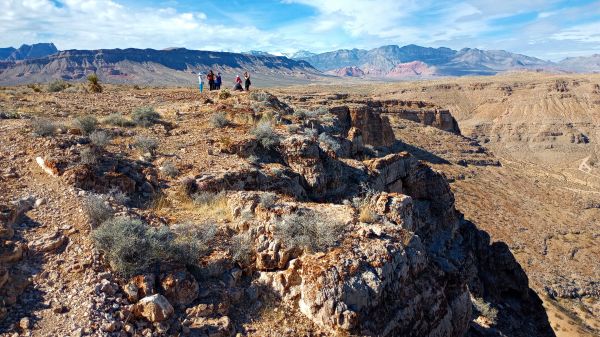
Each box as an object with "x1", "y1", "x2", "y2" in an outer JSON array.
[{"x1": 348, "y1": 105, "x2": 396, "y2": 147}]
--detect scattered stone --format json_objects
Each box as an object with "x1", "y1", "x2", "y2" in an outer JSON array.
[{"x1": 133, "y1": 294, "x2": 174, "y2": 322}]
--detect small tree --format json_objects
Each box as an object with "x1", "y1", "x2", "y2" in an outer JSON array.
[{"x1": 87, "y1": 73, "x2": 103, "y2": 93}]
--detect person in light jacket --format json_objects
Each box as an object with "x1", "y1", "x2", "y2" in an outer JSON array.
[{"x1": 198, "y1": 71, "x2": 204, "y2": 93}]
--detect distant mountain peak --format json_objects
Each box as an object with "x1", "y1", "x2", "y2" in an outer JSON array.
[{"x1": 0, "y1": 42, "x2": 58, "y2": 61}]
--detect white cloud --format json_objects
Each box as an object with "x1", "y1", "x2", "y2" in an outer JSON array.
[{"x1": 0, "y1": 0, "x2": 268, "y2": 50}]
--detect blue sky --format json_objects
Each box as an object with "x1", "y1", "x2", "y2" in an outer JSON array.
[{"x1": 2, "y1": 0, "x2": 600, "y2": 60}]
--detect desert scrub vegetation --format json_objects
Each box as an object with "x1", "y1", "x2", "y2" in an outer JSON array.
[
  {"x1": 274, "y1": 210, "x2": 344, "y2": 252},
  {"x1": 218, "y1": 88, "x2": 231, "y2": 100},
  {"x1": 80, "y1": 147, "x2": 98, "y2": 165},
  {"x1": 92, "y1": 217, "x2": 216, "y2": 277},
  {"x1": 318, "y1": 132, "x2": 341, "y2": 154},
  {"x1": 160, "y1": 161, "x2": 179, "y2": 178},
  {"x1": 230, "y1": 231, "x2": 253, "y2": 266},
  {"x1": 27, "y1": 83, "x2": 42, "y2": 93},
  {"x1": 47, "y1": 79, "x2": 69, "y2": 92},
  {"x1": 191, "y1": 191, "x2": 232, "y2": 221},
  {"x1": 87, "y1": 73, "x2": 103, "y2": 93},
  {"x1": 251, "y1": 122, "x2": 280, "y2": 149},
  {"x1": 249, "y1": 91, "x2": 270, "y2": 102},
  {"x1": 103, "y1": 113, "x2": 135, "y2": 127},
  {"x1": 89, "y1": 130, "x2": 111, "y2": 148},
  {"x1": 133, "y1": 135, "x2": 159, "y2": 154},
  {"x1": 259, "y1": 192, "x2": 277, "y2": 209},
  {"x1": 210, "y1": 112, "x2": 230, "y2": 128},
  {"x1": 132, "y1": 106, "x2": 161, "y2": 127},
  {"x1": 83, "y1": 195, "x2": 114, "y2": 228},
  {"x1": 471, "y1": 296, "x2": 499, "y2": 324},
  {"x1": 30, "y1": 118, "x2": 57, "y2": 137},
  {"x1": 0, "y1": 111, "x2": 21, "y2": 119},
  {"x1": 72, "y1": 115, "x2": 98, "y2": 135}
]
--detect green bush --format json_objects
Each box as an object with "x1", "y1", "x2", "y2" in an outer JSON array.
[
  {"x1": 132, "y1": 107, "x2": 161, "y2": 127},
  {"x1": 72, "y1": 115, "x2": 98, "y2": 135},
  {"x1": 92, "y1": 217, "x2": 215, "y2": 276},
  {"x1": 251, "y1": 122, "x2": 280, "y2": 149},
  {"x1": 274, "y1": 210, "x2": 344, "y2": 252},
  {"x1": 87, "y1": 73, "x2": 103, "y2": 93},
  {"x1": 47, "y1": 79, "x2": 68, "y2": 92}
]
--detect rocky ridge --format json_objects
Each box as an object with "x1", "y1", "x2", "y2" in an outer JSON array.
[{"x1": 0, "y1": 86, "x2": 555, "y2": 336}]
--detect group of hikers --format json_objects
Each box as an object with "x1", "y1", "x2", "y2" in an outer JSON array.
[{"x1": 198, "y1": 70, "x2": 251, "y2": 93}]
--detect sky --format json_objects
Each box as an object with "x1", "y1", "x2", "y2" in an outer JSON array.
[{"x1": 1, "y1": 0, "x2": 600, "y2": 61}]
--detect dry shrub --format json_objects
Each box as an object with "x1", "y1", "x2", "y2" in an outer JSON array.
[
  {"x1": 83, "y1": 195, "x2": 113, "y2": 228},
  {"x1": 230, "y1": 231, "x2": 253, "y2": 266},
  {"x1": 103, "y1": 113, "x2": 134, "y2": 127},
  {"x1": 133, "y1": 135, "x2": 158, "y2": 154},
  {"x1": 274, "y1": 210, "x2": 344, "y2": 252},
  {"x1": 251, "y1": 122, "x2": 280, "y2": 149},
  {"x1": 30, "y1": 118, "x2": 57, "y2": 137},
  {"x1": 47, "y1": 79, "x2": 68, "y2": 92},
  {"x1": 72, "y1": 115, "x2": 98, "y2": 135},
  {"x1": 211, "y1": 112, "x2": 230, "y2": 128},
  {"x1": 132, "y1": 106, "x2": 161, "y2": 127},
  {"x1": 192, "y1": 191, "x2": 232, "y2": 221},
  {"x1": 92, "y1": 217, "x2": 216, "y2": 277}
]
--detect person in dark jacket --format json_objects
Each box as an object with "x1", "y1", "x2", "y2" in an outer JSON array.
[
  {"x1": 207, "y1": 70, "x2": 215, "y2": 91},
  {"x1": 215, "y1": 72, "x2": 222, "y2": 90},
  {"x1": 244, "y1": 72, "x2": 251, "y2": 91}
]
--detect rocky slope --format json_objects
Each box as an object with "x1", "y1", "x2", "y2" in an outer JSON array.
[
  {"x1": 276, "y1": 74, "x2": 600, "y2": 335},
  {"x1": 0, "y1": 85, "x2": 554, "y2": 336},
  {"x1": 0, "y1": 48, "x2": 322, "y2": 86}
]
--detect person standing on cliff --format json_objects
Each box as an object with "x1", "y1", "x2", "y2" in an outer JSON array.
[
  {"x1": 215, "y1": 72, "x2": 222, "y2": 90},
  {"x1": 198, "y1": 71, "x2": 204, "y2": 93},
  {"x1": 207, "y1": 70, "x2": 215, "y2": 91},
  {"x1": 244, "y1": 72, "x2": 251, "y2": 91}
]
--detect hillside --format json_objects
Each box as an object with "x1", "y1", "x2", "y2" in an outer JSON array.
[{"x1": 0, "y1": 48, "x2": 323, "y2": 87}]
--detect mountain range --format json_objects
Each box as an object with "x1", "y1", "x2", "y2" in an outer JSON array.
[
  {"x1": 291, "y1": 44, "x2": 568, "y2": 77},
  {"x1": 0, "y1": 47, "x2": 319, "y2": 86},
  {"x1": 1, "y1": 43, "x2": 600, "y2": 85},
  {"x1": 0, "y1": 43, "x2": 58, "y2": 62}
]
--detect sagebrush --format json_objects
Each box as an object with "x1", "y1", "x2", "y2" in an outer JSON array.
[
  {"x1": 132, "y1": 106, "x2": 161, "y2": 127},
  {"x1": 274, "y1": 210, "x2": 344, "y2": 252}
]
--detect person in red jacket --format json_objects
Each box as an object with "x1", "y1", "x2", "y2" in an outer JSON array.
[{"x1": 233, "y1": 75, "x2": 243, "y2": 91}]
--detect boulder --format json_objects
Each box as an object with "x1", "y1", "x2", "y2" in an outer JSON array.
[
  {"x1": 133, "y1": 294, "x2": 174, "y2": 322},
  {"x1": 188, "y1": 316, "x2": 232, "y2": 337},
  {"x1": 160, "y1": 270, "x2": 199, "y2": 307},
  {"x1": 36, "y1": 156, "x2": 60, "y2": 176}
]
